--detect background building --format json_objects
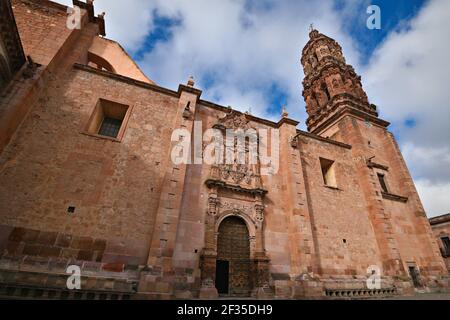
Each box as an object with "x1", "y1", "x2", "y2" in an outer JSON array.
[{"x1": 429, "y1": 214, "x2": 450, "y2": 273}]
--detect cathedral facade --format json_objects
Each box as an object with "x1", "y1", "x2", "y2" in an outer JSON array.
[{"x1": 0, "y1": 0, "x2": 448, "y2": 299}]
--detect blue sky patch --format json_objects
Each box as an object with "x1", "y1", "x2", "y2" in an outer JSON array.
[
  {"x1": 336, "y1": 0, "x2": 427, "y2": 65},
  {"x1": 404, "y1": 117, "x2": 418, "y2": 128},
  {"x1": 130, "y1": 0, "x2": 429, "y2": 125},
  {"x1": 133, "y1": 10, "x2": 182, "y2": 61}
]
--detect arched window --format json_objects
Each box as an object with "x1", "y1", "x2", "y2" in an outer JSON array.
[
  {"x1": 321, "y1": 82, "x2": 331, "y2": 101},
  {"x1": 87, "y1": 52, "x2": 116, "y2": 73}
]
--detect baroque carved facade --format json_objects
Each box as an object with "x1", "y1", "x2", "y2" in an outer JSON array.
[{"x1": 0, "y1": 0, "x2": 448, "y2": 299}]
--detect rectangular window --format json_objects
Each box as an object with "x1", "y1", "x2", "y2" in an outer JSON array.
[
  {"x1": 85, "y1": 99, "x2": 131, "y2": 141},
  {"x1": 377, "y1": 173, "x2": 388, "y2": 193},
  {"x1": 442, "y1": 237, "x2": 450, "y2": 255},
  {"x1": 98, "y1": 117, "x2": 122, "y2": 138},
  {"x1": 320, "y1": 158, "x2": 337, "y2": 188}
]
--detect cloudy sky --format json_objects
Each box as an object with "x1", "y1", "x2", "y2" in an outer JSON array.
[{"x1": 57, "y1": 0, "x2": 450, "y2": 217}]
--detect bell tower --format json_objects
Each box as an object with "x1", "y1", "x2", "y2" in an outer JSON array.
[
  {"x1": 299, "y1": 28, "x2": 448, "y2": 285},
  {"x1": 301, "y1": 29, "x2": 387, "y2": 135}
]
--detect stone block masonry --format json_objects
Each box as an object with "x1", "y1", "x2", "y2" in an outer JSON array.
[{"x1": 0, "y1": 0, "x2": 448, "y2": 299}]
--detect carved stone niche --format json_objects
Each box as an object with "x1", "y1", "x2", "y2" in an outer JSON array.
[
  {"x1": 201, "y1": 109, "x2": 272, "y2": 297},
  {"x1": 207, "y1": 109, "x2": 266, "y2": 193}
]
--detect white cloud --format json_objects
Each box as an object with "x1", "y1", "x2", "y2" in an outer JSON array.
[
  {"x1": 135, "y1": 0, "x2": 361, "y2": 121},
  {"x1": 416, "y1": 179, "x2": 450, "y2": 218},
  {"x1": 55, "y1": 0, "x2": 156, "y2": 51},
  {"x1": 364, "y1": 0, "x2": 450, "y2": 131},
  {"x1": 402, "y1": 143, "x2": 450, "y2": 183},
  {"x1": 54, "y1": 0, "x2": 362, "y2": 121},
  {"x1": 362, "y1": 0, "x2": 450, "y2": 216}
]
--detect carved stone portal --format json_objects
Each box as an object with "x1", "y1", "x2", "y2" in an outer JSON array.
[{"x1": 200, "y1": 111, "x2": 272, "y2": 298}]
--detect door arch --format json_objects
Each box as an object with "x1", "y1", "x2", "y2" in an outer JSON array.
[{"x1": 215, "y1": 216, "x2": 252, "y2": 296}]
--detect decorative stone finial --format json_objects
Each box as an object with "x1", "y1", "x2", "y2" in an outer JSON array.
[
  {"x1": 308, "y1": 23, "x2": 319, "y2": 39},
  {"x1": 281, "y1": 106, "x2": 289, "y2": 118},
  {"x1": 187, "y1": 76, "x2": 195, "y2": 87}
]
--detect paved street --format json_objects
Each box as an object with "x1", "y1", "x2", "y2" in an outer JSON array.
[{"x1": 381, "y1": 292, "x2": 450, "y2": 300}]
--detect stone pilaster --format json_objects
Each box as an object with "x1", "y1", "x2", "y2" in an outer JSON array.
[
  {"x1": 139, "y1": 81, "x2": 202, "y2": 298},
  {"x1": 278, "y1": 117, "x2": 318, "y2": 281},
  {"x1": 198, "y1": 191, "x2": 219, "y2": 298}
]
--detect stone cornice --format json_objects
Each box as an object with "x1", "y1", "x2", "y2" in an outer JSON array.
[
  {"x1": 276, "y1": 117, "x2": 300, "y2": 127},
  {"x1": 177, "y1": 84, "x2": 202, "y2": 101},
  {"x1": 73, "y1": 63, "x2": 179, "y2": 97},
  {"x1": 294, "y1": 130, "x2": 352, "y2": 150},
  {"x1": 74, "y1": 63, "x2": 278, "y2": 129},
  {"x1": 205, "y1": 179, "x2": 268, "y2": 197},
  {"x1": 367, "y1": 160, "x2": 389, "y2": 171},
  {"x1": 381, "y1": 192, "x2": 408, "y2": 203},
  {"x1": 429, "y1": 213, "x2": 450, "y2": 226},
  {"x1": 307, "y1": 93, "x2": 377, "y2": 128},
  {"x1": 198, "y1": 100, "x2": 281, "y2": 129},
  {"x1": 73, "y1": 63, "x2": 360, "y2": 152},
  {"x1": 309, "y1": 103, "x2": 390, "y2": 134}
]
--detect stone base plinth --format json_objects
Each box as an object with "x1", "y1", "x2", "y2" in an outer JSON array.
[
  {"x1": 293, "y1": 279, "x2": 324, "y2": 299},
  {"x1": 198, "y1": 286, "x2": 218, "y2": 299},
  {"x1": 252, "y1": 285, "x2": 274, "y2": 299}
]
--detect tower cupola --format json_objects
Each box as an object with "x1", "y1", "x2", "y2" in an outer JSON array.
[{"x1": 301, "y1": 29, "x2": 384, "y2": 133}]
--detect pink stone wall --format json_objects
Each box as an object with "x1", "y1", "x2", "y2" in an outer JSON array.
[
  {"x1": 0, "y1": 65, "x2": 180, "y2": 266},
  {"x1": 88, "y1": 37, "x2": 154, "y2": 84}
]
